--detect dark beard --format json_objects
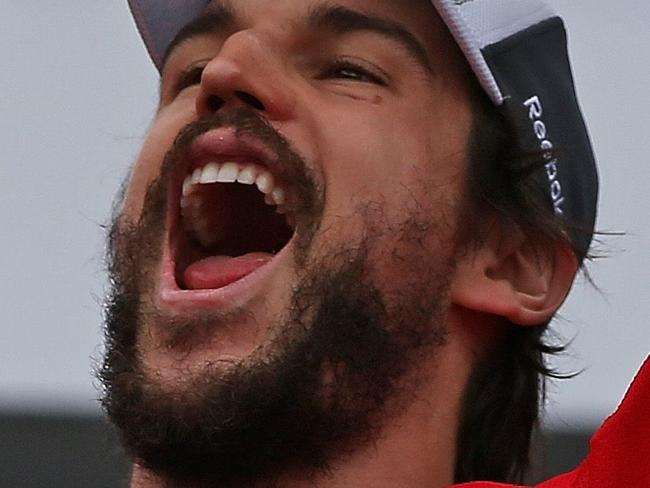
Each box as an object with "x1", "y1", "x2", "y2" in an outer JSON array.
[{"x1": 100, "y1": 110, "x2": 454, "y2": 488}]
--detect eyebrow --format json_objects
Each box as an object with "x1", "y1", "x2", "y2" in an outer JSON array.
[
  {"x1": 161, "y1": 1, "x2": 434, "y2": 76},
  {"x1": 307, "y1": 4, "x2": 434, "y2": 75},
  {"x1": 161, "y1": 3, "x2": 237, "y2": 68}
]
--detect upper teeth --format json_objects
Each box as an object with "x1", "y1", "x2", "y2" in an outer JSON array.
[
  {"x1": 181, "y1": 162, "x2": 286, "y2": 206},
  {"x1": 180, "y1": 161, "x2": 292, "y2": 248}
]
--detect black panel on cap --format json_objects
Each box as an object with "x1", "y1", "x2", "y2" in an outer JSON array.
[{"x1": 482, "y1": 17, "x2": 598, "y2": 257}]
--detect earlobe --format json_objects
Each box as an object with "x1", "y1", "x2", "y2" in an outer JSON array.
[{"x1": 451, "y1": 224, "x2": 578, "y2": 327}]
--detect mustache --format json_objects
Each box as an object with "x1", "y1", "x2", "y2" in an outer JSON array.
[{"x1": 161, "y1": 108, "x2": 318, "y2": 203}]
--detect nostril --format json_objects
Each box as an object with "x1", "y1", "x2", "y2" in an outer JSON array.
[
  {"x1": 236, "y1": 91, "x2": 265, "y2": 111},
  {"x1": 207, "y1": 95, "x2": 224, "y2": 112}
]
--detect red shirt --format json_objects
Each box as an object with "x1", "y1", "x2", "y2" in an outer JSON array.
[{"x1": 452, "y1": 355, "x2": 650, "y2": 488}]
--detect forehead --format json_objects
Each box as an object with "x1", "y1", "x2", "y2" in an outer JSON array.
[
  {"x1": 201, "y1": 0, "x2": 439, "y2": 25},
  {"x1": 164, "y1": 0, "x2": 449, "y2": 61}
]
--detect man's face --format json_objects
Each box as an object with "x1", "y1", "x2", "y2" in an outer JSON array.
[{"x1": 103, "y1": 0, "x2": 476, "y2": 484}]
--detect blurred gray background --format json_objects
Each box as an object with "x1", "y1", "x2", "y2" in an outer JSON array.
[{"x1": 1, "y1": 1, "x2": 649, "y2": 486}]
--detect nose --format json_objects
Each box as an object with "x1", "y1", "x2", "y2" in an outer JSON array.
[{"x1": 195, "y1": 29, "x2": 295, "y2": 121}]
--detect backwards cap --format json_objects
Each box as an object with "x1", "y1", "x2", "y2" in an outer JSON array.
[{"x1": 127, "y1": 0, "x2": 598, "y2": 256}]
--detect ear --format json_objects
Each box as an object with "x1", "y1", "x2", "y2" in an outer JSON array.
[{"x1": 451, "y1": 223, "x2": 579, "y2": 326}]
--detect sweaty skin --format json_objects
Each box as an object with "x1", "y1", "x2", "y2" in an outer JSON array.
[{"x1": 106, "y1": 0, "x2": 562, "y2": 487}]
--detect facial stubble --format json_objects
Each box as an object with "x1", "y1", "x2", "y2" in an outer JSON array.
[{"x1": 100, "y1": 110, "x2": 457, "y2": 487}]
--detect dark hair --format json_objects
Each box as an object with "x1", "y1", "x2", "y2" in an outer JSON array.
[{"x1": 454, "y1": 90, "x2": 587, "y2": 483}]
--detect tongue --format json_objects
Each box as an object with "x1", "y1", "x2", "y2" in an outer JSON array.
[{"x1": 183, "y1": 253, "x2": 272, "y2": 290}]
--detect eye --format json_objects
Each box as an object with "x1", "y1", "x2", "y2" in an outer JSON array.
[
  {"x1": 319, "y1": 58, "x2": 387, "y2": 86},
  {"x1": 174, "y1": 64, "x2": 206, "y2": 93}
]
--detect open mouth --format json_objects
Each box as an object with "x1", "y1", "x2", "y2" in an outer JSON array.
[{"x1": 171, "y1": 149, "x2": 297, "y2": 292}]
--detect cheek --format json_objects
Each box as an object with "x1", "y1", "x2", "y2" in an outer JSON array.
[
  {"x1": 316, "y1": 107, "x2": 454, "y2": 215},
  {"x1": 122, "y1": 106, "x2": 196, "y2": 221}
]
